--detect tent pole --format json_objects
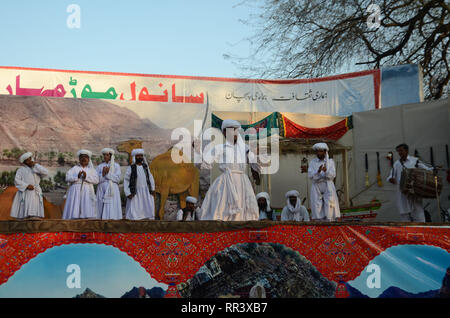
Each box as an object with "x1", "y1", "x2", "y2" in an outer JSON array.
[{"x1": 342, "y1": 149, "x2": 350, "y2": 207}]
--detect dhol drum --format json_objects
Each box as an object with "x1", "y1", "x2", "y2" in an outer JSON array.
[{"x1": 400, "y1": 168, "x2": 442, "y2": 199}]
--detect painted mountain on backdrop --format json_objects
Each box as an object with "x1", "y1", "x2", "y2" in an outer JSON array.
[
  {"x1": 0, "y1": 95, "x2": 172, "y2": 156},
  {"x1": 345, "y1": 283, "x2": 441, "y2": 298}
]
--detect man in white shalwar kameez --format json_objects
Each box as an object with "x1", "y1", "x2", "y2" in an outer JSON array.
[
  {"x1": 63, "y1": 150, "x2": 99, "y2": 219},
  {"x1": 176, "y1": 196, "x2": 200, "y2": 221},
  {"x1": 308, "y1": 143, "x2": 341, "y2": 221},
  {"x1": 96, "y1": 148, "x2": 122, "y2": 220},
  {"x1": 199, "y1": 119, "x2": 260, "y2": 221},
  {"x1": 123, "y1": 149, "x2": 156, "y2": 220},
  {"x1": 256, "y1": 192, "x2": 275, "y2": 221},
  {"x1": 10, "y1": 152, "x2": 49, "y2": 219},
  {"x1": 388, "y1": 143, "x2": 433, "y2": 222},
  {"x1": 281, "y1": 190, "x2": 310, "y2": 221}
]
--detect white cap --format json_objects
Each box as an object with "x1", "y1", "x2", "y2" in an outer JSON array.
[
  {"x1": 312, "y1": 143, "x2": 329, "y2": 151},
  {"x1": 285, "y1": 190, "x2": 300, "y2": 198},
  {"x1": 256, "y1": 192, "x2": 271, "y2": 212},
  {"x1": 19, "y1": 152, "x2": 33, "y2": 163},
  {"x1": 101, "y1": 148, "x2": 115, "y2": 155},
  {"x1": 77, "y1": 149, "x2": 92, "y2": 158},
  {"x1": 131, "y1": 148, "x2": 145, "y2": 157},
  {"x1": 221, "y1": 119, "x2": 241, "y2": 131},
  {"x1": 186, "y1": 196, "x2": 198, "y2": 204}
]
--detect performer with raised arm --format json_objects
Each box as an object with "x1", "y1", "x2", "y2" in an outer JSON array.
[{"x1": 199, "y1": 119, "x2": 260, "y2": 221}]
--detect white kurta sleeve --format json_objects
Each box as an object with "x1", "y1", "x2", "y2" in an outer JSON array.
[
  {"x1": 65, "y1": 166, "x2": 79, "y2": 183},
  {"x1": 325, "y1": 159, "x2": 336, "y2": 180},
  {"x1": 14, "y1": 168, "x2": 29, "y2": 192},
  {"x1": 148, "y1": 169, "x2": 155, "y2": 191},
  {"x1": 301, "y1": 206, "x2": 310, "y2": 221},
  {"x1": 106, "y1": 163, "x2": 121, "y2": 183},
  {"x1": 194, "y1": 207, "x2": 201, "y2": 220},
  {"x1": 123, "y1": 166, "x2": 132, "y2": 197},
  {"x1": 32, "y1": 164, "x2": 48, "y2": 177},
  {"x1": 280, "y1": 206, "x2": 289, "y2": 221},
  {"x1": 386, "y1": 167, "x2": 395, "y2": 182},
  {"x1": 308, "y1": 161, "x2": 323, "y2": 182},
  {"x1": 417, "y1": 160, "x2": 433, "y2": 171},
  {"x1": 96, "y1": 164, "x2": 105, "y2": 183},
  {"x1": 85, "y1": 168, "x2": 99, "y2": 185},
  {"x1": 176, "y1": 209, "x2": 183, "y2": 221}
]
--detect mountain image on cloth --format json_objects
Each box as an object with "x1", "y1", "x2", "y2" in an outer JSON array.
[
  {"x1": 0, "y1": 243, "x2": 169, "y2": 298},
  {"x1": 121, "y1": 286, "x2": 166, "y2": 298},
  {"x1": 73, "y1": 288, "x2": 105, "y2": 298},
  {"x1": 177, "y1": 242, "x2": 336, "y2": 298},
  {"x1": 346, "y1": 245, "x2": 450, "y2": 298},
  {"x1": 73, "y1": 286, "x2": 166, "y2": 298},
  {"x1": 0, "y1": 95, "x2": 172, "y2": 156}
]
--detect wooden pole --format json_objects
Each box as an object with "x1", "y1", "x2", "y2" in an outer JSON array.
[{"x1": 342, "y1": 149, "x2": 350, "y2": 207}]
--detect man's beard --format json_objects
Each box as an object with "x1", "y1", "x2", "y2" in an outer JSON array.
[
  {"x1": 136, "y1": 158, "x2": 144, "y2": 164},
  {"x1": 258, "y1": 203, "x2": 267, "y2": 211}
]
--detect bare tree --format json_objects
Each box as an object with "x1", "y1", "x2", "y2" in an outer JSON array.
[{"x1": 233, "y1": 0, "x2": 449, "y2": 99}]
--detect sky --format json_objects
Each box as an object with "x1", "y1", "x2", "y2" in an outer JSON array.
[
  {"x1": 0, "y1": 243, "x2": 168, "y2": 298},
  {"x1": 0, "y1": 0, "x2": 257, "y2": 78},
  {"x1": 348, "y1": 244, "x2": 450, "y2": 298}
]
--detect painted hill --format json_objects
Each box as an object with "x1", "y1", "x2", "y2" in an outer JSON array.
[
  {"x1": 345, "y1": 283, "x2": 440, "y2": 298},
  {"x1": 0, "y1": 95, "x2": 172, "y2": 155},
  {"x1": 178, "y1": 242, "x2": 337, "y2": 298},
  {"x1": 73, "y1": 288, "x2": 106, "y2": 298},
  {"x1": 121, "y1": 286, "x2": 166, "y2": 298}
]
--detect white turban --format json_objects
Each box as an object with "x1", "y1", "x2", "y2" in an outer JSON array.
[
  {"x1": 312, "y1": 143, "x2": 329, "y2": 151},
  {"x1": 221, "y1": 119, "x2": 241, "y2": 131},
  {"x1": 76, "y1": 149, "x2": 93, "y2": 168},
  {"x1": 101, "y1": 148, "x2": 115, "y2": 155},
  {"x1": 131, "y1": 148, "x2": 148, "y2": 165},
  {"x1": 186, "y1": 196, "x2": 198, "y2": 204},
  {"x1": 77, "y1": 149, "x2": 92, "y2": 158},
  {"x1": 285, "y1": 190, "x2": 300, "y2": 198},
  {"x1": 19, "y1": 152, "x2": 33, "y2": 164},
  {"x1": 256, "y1": 192, "x2": 271, "y2": 212},
  {"x1": 285, "y1": 190, "x2": 302, "y2": 215},
  {"x1": 101, "y1": 147, "x2": 116, "y2": 200}
]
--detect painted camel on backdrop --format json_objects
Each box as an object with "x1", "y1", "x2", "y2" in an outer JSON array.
[{"x1": 116, "y1": 140, "x2": 199, "y2": 220}]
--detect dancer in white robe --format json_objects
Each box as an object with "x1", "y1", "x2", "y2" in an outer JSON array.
[
  {"x1": 199, "y1": 119, "x2": 260, "y2": 221},
  {"x1": 308, "y1": 143, "x2": 341, "y2": 221},
  {"x1": 387, "y1": 143, "x2": 433, "y2": 222},
  {"x1": 96, "y1": 148, "x2": 122, "y2": 220},
  {"x1": 63, "y1": 149, "x2": 99, "y2": 219},
  {"x1": 281, "y1": 190, "x2": 310, "y2": 221},
  {"x1": 10, "y1": 152, "x2": 49, "y2": 219},
  {"x1": 123, "y1": 149, "x2": 156, "y2": 220},
  {"x1": 255, "y1": 192, "x2": 275, "y2": 221},
  {"x1": 176, "y1": 196, "x2": 200, "y2": 221}
]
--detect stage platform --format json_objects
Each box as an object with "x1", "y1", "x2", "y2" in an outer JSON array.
[{"x1": 0, "y1": 221, "x2": 449, "y2": 298}]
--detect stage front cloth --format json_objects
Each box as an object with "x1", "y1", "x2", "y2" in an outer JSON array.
[{"x1": 0, "y1": 220, "x2": 449, "y2": 298}]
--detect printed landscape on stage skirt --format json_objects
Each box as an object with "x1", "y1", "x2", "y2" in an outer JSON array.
[{"x1": 0, "y1": 225, "x2": 449, "y2": 298}]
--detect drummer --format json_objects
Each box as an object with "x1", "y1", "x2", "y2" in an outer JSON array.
[{"x1": 388, "y1": 143, "x2": 433, "y2": 222}]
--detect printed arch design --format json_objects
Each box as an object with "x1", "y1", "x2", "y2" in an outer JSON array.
[{"x1": 0, "y1": 225, "x2": 448, "y2": 298}]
